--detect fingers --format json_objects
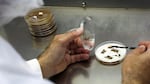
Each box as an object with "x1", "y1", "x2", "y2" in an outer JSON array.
[
  {"x1": 53, "y1": 27, "x2": 83, "y2": 47},
  {"x1": 75, "y1": 48, "x2": 90, "y2": 54},
  {"x1": 142, "y1": 45, "x2": 150, "y2": 60},
  {"x1": 73, "y1": 37, "x2": 83, "y2": 47},
  {"x1": 70, "y1": 54, "x2": 90, "y2": 64},
  {"x1": 145, "y1": 44, "x2": 150, "y2": 53},
  {"x1": 70, "y1": 48, "x2": 90, "y2": 55},
  {"x1": 138, "y1": 41, "x2": 150, "y2": 52},
  {"x1": 139, "y1": 41, "x2": 150, "y2": 46},
  {"x1": 69, "y1": 38, "x2": 83, "y2": 49},
  {"x1": 63, "y1": 27, "x2": 83, "y2": 43},
  {"x1": 128, "y1": 45, "x2": 146, "y2": 55}
]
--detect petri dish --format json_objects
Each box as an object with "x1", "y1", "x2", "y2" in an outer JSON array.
[
  {"x1": 95, "y1": 41, "x2": 127, "y2": 65},
  {"x1": 24, "y1": 8, "x2": 56, "y2": 37}
]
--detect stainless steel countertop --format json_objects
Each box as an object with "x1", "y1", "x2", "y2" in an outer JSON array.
[{"x1": 1, "y1": 6, "x2": 150, "y2": 84}]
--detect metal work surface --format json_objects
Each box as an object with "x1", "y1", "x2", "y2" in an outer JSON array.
[{"x1": 1, "y1": 6, "x2": 150, "y2": 84}]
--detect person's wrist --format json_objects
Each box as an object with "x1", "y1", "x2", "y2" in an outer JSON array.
[
  {"x1": 37, "y1": 46, "x2": 57, "y2": 78},
  {"x1": 38, "y1": 56, "x2": 56, "y2": 78}
]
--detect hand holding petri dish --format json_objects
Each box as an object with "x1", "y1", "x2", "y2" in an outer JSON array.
[{"x1": 67, "y1": 16, "x2": 95, "y2": 51}]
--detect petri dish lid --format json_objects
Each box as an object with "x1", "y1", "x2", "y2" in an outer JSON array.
[{"x1": 95, "y1": 41, "x2": 127, "y2": 65}]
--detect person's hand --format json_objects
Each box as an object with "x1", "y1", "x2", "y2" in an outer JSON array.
[
  {"x1": 122, "y1": 41, "x2": 150, "y2": 84},
  {"x1": 38, "y1": 27, "x2": 90, "y2": 78}
]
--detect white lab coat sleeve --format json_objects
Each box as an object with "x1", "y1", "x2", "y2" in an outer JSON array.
[
  {"x1": 26, "y1": 59, "x2": 43, "y2": 78},
  {"x1": 0, "y1": 36, "x2": 54, "y2": 84}
]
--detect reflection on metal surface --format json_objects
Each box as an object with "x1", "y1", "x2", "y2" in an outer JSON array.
[
  {"x1": 50, "y1": 58, "x2": 92, "y2": 84},
  {"x1": 32, "y1": 33, "x2": 55, "y2": 49}
]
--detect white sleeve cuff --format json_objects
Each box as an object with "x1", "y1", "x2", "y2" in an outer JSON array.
[{"x1": 26, "y1": 59, "x2": 43, "y2": 78}]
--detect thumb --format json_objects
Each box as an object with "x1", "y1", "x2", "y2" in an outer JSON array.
[
  {"x1": 63, "y1": 27, "x2": 83, "y2": 42},
  {"x1": 129, "y1": 45, "x2": 146, "y2": 55},
  {"x1": 145, "y1": 44, "x2": 150, "y2": 53}
]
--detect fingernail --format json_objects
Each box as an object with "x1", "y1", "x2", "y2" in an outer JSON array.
[
  {"x1": 139, "y1": 45, "x2": 145, "y2": 48},
  {"x1": 76, "y1": 27, "x2": 83, "y2": 33},
  {"x1": 139, "y1": 45, "x2": 146, "y2": 51}
]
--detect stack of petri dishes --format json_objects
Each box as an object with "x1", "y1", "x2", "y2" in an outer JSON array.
[{"x1": 25, "y1": 8, "x2": 57, "y2": 37}]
